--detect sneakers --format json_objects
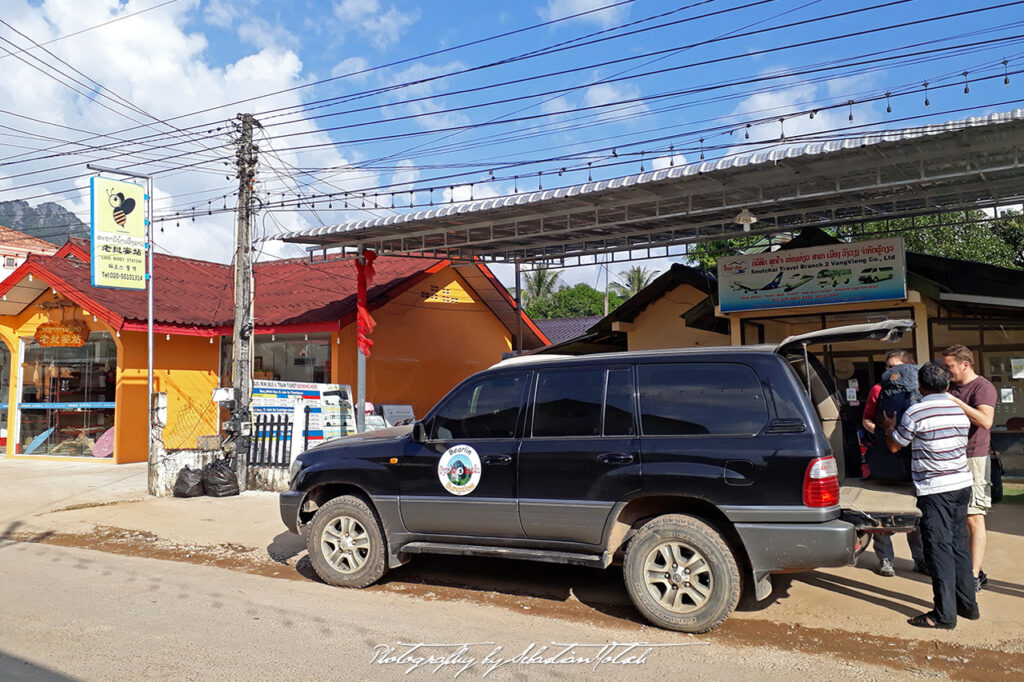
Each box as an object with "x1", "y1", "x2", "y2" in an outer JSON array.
[
  {"x1": 975, "y1": 570, "x2": 988, "y2": 593},
  {"x1": 879, "y1": 558, "x2": 896, "y2": 577},
  {"x1": 913, "y1": 559, "x2": 931, "y2": 576}
]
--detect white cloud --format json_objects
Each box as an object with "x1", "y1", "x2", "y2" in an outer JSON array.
[
  {"x1": 0, "y1": 0, "x2": 368, "y2": 264},
  {"x1": 384, "y1": 61, "x2": 470, "y2": 131},
  {"x1": 725, "y1": 82, "x2": 852, "y2": 155},
  {"x1": 332, "y1": 0, "x2": 418, "y2": 50},
  {"x1": 442, "y1": 182, "x2": 500, "y2": 205},
  {"x1": 237, "y1": 17, "x2": 299, "y2": 51},
  {"x1": 390, "y1": 159, "x2": 419, "y2": 192},
  {"x1": 582, "y1": 81, "x2": 649, "y2": 123},
  {"x1": 652, "y1": 154, "x2": 687, "y2": 170},
  {"x1": 204, "y1": 0, "x2": 241, "y2": 28},
  {"x1": 331, "y1": 56, "x2": 372, "y2": 82},
  {"x1": 334, "y1": 0, "x2": 380, "y2": 22},
  {"x1": 541, "y1": 96, "x2": 572, "y2": 116},
  {"x1": 538, "y1": 0, "x2": 629, "y2": 27}
]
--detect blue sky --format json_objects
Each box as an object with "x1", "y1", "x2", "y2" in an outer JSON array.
[{"x1": 2, "y1": 0, "x2": 1022, "y2": 286}]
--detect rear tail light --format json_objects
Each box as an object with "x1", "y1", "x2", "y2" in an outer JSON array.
[{"x1": 804, "y1": 456, "x2": 840, "y2": 507}]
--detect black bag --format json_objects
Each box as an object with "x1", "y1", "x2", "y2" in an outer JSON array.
[
  {"x1": 992, "y1": 454, "x2": 1004, "y2": 504},
  {"x1": 173, "y1": 466, "x2": 205, "y2": 497},
  {"x1": 866, "y1": 364, "x2": 920, "y2": 482},
  {"x1": 202, "y1": 460, "x2": 240, "y2": 497}
]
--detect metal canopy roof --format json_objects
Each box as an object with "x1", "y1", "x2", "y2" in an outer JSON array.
[{"x1": 275, "y1": 110, "x2": 1024, "y2": 264}]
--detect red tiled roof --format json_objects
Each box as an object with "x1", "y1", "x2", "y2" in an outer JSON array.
[
  {"x1": 5, "y1": 243, "x2": 446, "y2": 332},
  {"x1": 0, "y1": 224, "x2": 59, "y2": 254}
]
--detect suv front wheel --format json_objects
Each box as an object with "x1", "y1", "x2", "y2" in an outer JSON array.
[
  {"x1": 623, "y1": 514, "x2": 740, "y2": 633},
  {"x1": 306, "y1": 495, "x2": 387, "y2": 588}
]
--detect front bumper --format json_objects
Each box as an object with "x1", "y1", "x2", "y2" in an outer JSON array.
[
  {"x1": 279, "y1": 490, "x2": 305, "y2": 534},
  {"x1": 734, "y1": 519, "x2": 857, "y2": 574}
]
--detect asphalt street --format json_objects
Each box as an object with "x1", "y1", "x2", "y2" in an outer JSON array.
[{"x1": 0, "y1": 541, "x2": 895, "y2": 682}]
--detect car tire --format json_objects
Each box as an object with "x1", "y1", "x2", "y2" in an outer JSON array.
[
  {"x1": 306, "y1": 495, "x2": 387, "y2": 588},
  {"x1": 623, "y1": 514, "x2": 740, "y2": 633}
]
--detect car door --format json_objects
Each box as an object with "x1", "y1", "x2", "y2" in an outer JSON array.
[
  {"x1": 517, "y1": 365, "x2": 640, "y2": 545},
  {"x1": 398, "y1": 371, "x2": 527, "y2": 538}
]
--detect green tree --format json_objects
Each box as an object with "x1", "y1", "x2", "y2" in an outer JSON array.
[
  {"x1": 609, "y1": 265, "x2": 657, "y2": 299},
  {"x1": 521, "y1": 266, "x2": 562, "y2": 308},
  {"x1": 527, "y1": 283, "x2": 623, "y2": 319}
]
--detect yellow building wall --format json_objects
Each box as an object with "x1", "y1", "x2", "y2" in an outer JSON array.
[
  {"x1": 332, "y1": 268, "x2": 513, "y2": 417},
  {"x1": 116, "y1": 331, "x2": 220, "y2": 462},
  {"x1": 625, "y1": 284, "x2": 730, "y2": 351},
  {"x1": 0, "y1": 291, "x2": 220, "y2": 463}
]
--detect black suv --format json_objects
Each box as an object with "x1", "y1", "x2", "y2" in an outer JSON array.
[{"x1": 280, "y1": 320, "x2": 918, "y2": 632}]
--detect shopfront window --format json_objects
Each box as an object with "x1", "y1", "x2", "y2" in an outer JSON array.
[
  {"x1": 18, "y1": 332, "x2": 117, "y2": 457},
  {"x1": 252, "y1": 333, "x2": 332, "y2": 383}
]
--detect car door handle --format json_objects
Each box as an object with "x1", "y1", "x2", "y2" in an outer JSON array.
[
  {"x1": 598, "y1": 453, "x2": 634, "y2": 465},
  {"x1": 483, "y1": 454, "x2": 513, "y2": 465}
]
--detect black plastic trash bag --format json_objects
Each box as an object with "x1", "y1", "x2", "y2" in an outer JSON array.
[
  {"x1": 173, "y1": 466, "x2": 205, "y2": 498},
  {"x1": 202, "y1": 459, "x2": 240, "y2": 497}
]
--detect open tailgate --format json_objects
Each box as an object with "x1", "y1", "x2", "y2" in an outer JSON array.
[{"x1": 840, "y1": 479, "x2": 920, "y2": 532}]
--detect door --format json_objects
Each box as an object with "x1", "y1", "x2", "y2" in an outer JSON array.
[
  {"x1": 517, "y1": 366, "x2": 640, "y2": 545},
  {"x1": 398, "y1": 372, "x2": 527, "y2": 538}
]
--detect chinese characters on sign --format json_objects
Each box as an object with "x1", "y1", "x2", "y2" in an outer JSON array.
[
  {"x1": 90, "y1": 176, "x2": 147, "y2": 290},
  {"x1": 34, "y1": 321, "x2": 90, "y2": 347},
  {"x1": 717, "y1": 237, "x2": 907, "y2": 313}
]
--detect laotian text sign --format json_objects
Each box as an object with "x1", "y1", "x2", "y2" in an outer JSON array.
[{"x1": 718, "y1": 237, "x2": 906, "y2": 313}]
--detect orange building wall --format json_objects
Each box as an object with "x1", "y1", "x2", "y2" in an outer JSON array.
[
  {"x1": 625, "y1": 283, "x2": 730, "y2": 351},
  {"x1": 332, "y1": 268, "x2": 513, "y2": 417},
  {"x1": 115, "y1": 331, "x2": 220, "y2": 462}
]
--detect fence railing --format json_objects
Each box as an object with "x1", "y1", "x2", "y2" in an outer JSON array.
[{"x1": 250, "y1": 413, "x2": 294, "y2": 468}]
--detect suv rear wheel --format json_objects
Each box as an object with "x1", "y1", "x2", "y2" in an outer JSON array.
[
  {"x1": 306, "y1": 495, "x2": 387, "y2": 588},
  {"x1": 623, "y1": 514, "x2": 740, "y2": 633}
]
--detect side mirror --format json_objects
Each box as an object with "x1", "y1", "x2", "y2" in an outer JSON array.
[{"x1": 412, "y1": 421, "x2": 427, "y2": 443}]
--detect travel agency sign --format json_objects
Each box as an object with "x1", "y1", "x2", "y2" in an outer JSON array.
[
  {"x1": 90, "y1": 176, "x2": 147, "y2": 290},
  {"x1": 718, "y1": 237, "x2": 906, "y2": 313}
]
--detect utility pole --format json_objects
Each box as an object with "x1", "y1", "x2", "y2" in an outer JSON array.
[{"x1": 228, "y1": 113, "x2": 257, "y2": 490}]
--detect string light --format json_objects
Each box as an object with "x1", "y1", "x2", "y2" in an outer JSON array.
[
  {"x1": 1004, "y1": 59, "x2": 1011, "y2": 85},
  {"x1": 923, "y1": 81, "x2": 930, "y2": 107},
  {"x1": 885, "y1": 92, "x2": 892, "y2": 113},
  {"x1": 848, "y1": 100, "x2": 854, "y2": 123},
  {"x1": 963, "y1": 71, "x2": 970, "y2": 94}
]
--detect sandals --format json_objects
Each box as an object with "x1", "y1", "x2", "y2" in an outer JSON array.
[{"x1": 908, "y1": 612, "x2": 956, "y2": 629}]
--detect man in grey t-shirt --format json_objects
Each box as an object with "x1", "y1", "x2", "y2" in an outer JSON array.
[{"x1": 942, "y1": 345, "x2": 997, "y2": 592}]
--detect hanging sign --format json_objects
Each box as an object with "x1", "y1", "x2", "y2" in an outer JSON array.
[
  {"x1": 718, "y1": 237, "x2": 907, "y2": 313},
  {"x1": 90, "y1": 176, "x2": 147, "y2": 290},
  {"x1": 34, "y1": 320, "x2": 90, "y2": 347}
]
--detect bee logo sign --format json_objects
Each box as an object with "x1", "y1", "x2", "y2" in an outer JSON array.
[
  {"x1": 437, "y1": 445, "x2": 482, "y2": 496},
  {"x1": 90, "y1": 176, "x2": 147, "y2": 290}
]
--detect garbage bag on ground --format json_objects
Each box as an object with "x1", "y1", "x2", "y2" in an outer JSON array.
[
  {"x1": 173, "y1": 466, "x2": 205, "y2": 497},
  {"x1": 202, "y1": 459, "x2": 240, "y2": 497}
]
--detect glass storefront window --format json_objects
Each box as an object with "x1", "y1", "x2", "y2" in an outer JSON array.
[
  {"x1": 252, "y1": 333, "x2": 332, "y2": 383},
  {"x1": 18, "y1": 331, "x2": 117, "y2": 457},
  {"x1": 219, "y1": 333, "x2": 332, "y2": 385}
]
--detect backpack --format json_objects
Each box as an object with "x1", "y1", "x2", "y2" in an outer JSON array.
[{"x1": 865, "y1": 364, "x2": 920, "y2": 482}]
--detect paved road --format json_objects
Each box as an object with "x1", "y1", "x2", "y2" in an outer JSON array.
[{"x1": 0, "y1": 541, "x2": 899, "y2": 682}]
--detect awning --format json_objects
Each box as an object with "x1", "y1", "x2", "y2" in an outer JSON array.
[{"x1": 272, "y1": 110, "x2": 1024, "y2": 265}]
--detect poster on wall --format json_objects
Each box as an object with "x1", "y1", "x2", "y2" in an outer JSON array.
[
  {"x1": 90, "y1": 176, "x2": 147, "y2": 290},
  {"x1": 251, "y1": 380, "x2": 355, "y2": 460},
  {"x1": 717, "y1": 237, "x2": 906, "y2": 313}
]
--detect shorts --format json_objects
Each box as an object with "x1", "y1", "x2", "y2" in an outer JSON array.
[{"x1": 967, "y1": 456, "x2": 992, "y2": 516}]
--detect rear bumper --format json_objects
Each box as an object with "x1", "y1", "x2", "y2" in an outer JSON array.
[
  {"x1": 735, "y1": 519, "x2": 857, "y2": 574},
  {"x1": 279, "y1": 490, "x2": 305, "y2": 534}
]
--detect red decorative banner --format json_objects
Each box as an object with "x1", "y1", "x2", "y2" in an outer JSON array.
[
  {"x1": 35, "y1": 321, "x2": 90, "y2": 347},
  {"x1": 354, "y1": 249, "x2": 377, "y2": 357}
]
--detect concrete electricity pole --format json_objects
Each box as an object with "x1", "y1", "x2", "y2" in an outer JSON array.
[{"x1": 229, "y1": 113, "x2": 258, "y2": 490}]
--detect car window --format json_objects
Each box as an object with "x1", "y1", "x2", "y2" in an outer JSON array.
[
  {"x1": 604, "y1": 368, "x2": 636, "y2": 436},
  {"x1": 532, "y1": 368, "x2": 604, "y2": 437},
  {"x1": 638, "y1": 363, "x2": 768, "y2": 436},
  {"x1": 432, "y1": 374, "x2": 526, "y2": 440}
]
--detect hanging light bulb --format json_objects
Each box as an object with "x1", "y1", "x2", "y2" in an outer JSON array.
[
  {"x1": 1004, "y1": 59, "x2": 1010, "y2": 85},
  {"x1": 963, "y1": 71, "x2": 970, "y2": 94},
  {"x1": 923, "y1": 81, "x2": 930, "y2": 107},
  {"x1": 745, "y1": 123, "x2": 751, "y2": 140},
  {"x1": 848, "y1": 100, "x2": 854, "y2": 123},
  {"x1": 735, "y1": 208, "x2": 758, "y2": 232},
  {"x1": 885, "y1": 92, "x2": 892, "y2": 114}
]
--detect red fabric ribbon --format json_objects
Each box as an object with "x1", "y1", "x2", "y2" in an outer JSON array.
[{"x1": 355, "y1": 249, "x2": 377, "y2": 356}]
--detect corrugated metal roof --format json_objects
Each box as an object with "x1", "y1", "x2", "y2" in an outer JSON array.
[{"x1": 274, "y1": 109, "x2": 1024, "y2": 257}]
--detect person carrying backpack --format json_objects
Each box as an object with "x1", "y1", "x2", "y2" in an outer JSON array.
[{"x1": 862, "y1": 351, "x2": 926, "y2": 577}]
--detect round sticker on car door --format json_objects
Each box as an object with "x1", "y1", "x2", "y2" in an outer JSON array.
[{"x1": 437, "y1": 445, "x2": 482, "y2": 496}]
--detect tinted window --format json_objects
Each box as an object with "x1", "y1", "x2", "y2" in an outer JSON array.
[
  {"x1": 433, "y1": 374, "x2": 526, "y2": 439},
  {"x1": 533, "y1": 369, "x2": 603, "y2": 437},
  {"x1": 604, "y1": 368, "x2": 635, "y2": 436},
  {"x1": 638, "y1": 363, "x2": 767, "y2": 435}
]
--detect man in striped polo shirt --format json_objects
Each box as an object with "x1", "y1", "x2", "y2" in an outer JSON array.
[{"x1": 881, "y1": 361, "x2": 977, "y2": 629}]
